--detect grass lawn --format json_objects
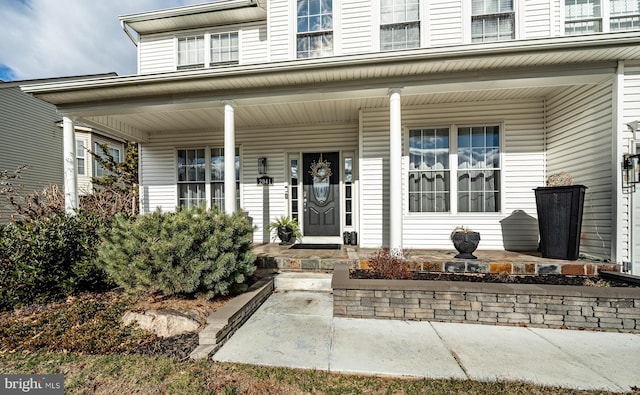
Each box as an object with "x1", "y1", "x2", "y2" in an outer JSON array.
[
  {"x1": 0, "y1": 290, "x2": 624, "y2": 394},
  {"x1": 0, "y1": 352, "x2": 620, "y2": 395}
]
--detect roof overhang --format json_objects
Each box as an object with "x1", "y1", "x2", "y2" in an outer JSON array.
[
  {"x1": 20, "y1": 32, "x2": 640, "y2": 142},
  {"x1": 120, "y1": 0, "x2": 266, "y2": 35}
]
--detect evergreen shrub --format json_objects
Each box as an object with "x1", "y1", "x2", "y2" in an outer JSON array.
[
  {"x1": 0, "y1": 211, "x2": 109, "y2": 311},
  {"x1": 99, "y1": 206, "x2": 256, "y2": 298}
]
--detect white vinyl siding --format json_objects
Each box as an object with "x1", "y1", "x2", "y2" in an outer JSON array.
[
  {"x1": 139, "y1": 123, "x2": 358, "y2": 243},
  {"x1": 545, "y1": 79, "x2": 614, "y2": 261},
  {"x1": 341, "y1": 0, "x2": 373, "y2": 54},
  {"x1": 139, "y1": 34, "x2": 176, "y2": 74},
  {"x1": 0, "y1": 86, "x2": 62, "y2": 223},
  {"x1": 240, "y1": 22, "x2": 269, "y2": 64},
  {"x1": 269, "y1": 0, "x2": 293, "y2": 61},
  {"x1": 523, "y1": 0, "x2": 554, "y2": 38},
  {"x1": 429, "y1": 0, "x2": 463, "y2": 46},
  {"x1": 360, "y1": 99, "x2": 545, "y2": 250}
]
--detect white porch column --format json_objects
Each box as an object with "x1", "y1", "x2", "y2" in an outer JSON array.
[
  {"x1": 62, "y1": 116, "x2": 78, "y2": 214},
  {"x1": 223, "y1": 101, "x2": 236, "y2": 215},
  {"x1": 389, "y1": 88, "x2": 403, "y2": 252}
]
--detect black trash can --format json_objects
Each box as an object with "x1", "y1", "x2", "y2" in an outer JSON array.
[
  {"x1": 350, "y1": 231, "x2": 358, "y2": 246},
  {"x1": 534, "y1": 185, "x2": 586, "y2": 260}
]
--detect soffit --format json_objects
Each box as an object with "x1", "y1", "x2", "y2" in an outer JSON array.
[
  {"x1": 121, "y1": 1, "x2": 266, "y2": 34},
  {"x1": 24, "y1": 35, "x2": 640, "y2": 109}
]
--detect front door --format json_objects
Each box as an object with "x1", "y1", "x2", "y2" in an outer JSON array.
[{"x1": 303, "y1": 152, "x2": 340, "y2": 236}]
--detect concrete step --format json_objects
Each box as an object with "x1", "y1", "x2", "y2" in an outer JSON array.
[{"x1": 274, "y1": 272, "x2": 333, "y2": 292}]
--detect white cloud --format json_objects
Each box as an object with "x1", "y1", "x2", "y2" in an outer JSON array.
[{"x1": 0, "y1": 0, "x2": 205, "y2": 81}]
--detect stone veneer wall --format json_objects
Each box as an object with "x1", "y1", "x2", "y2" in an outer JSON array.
[{"x1": 332, "y1": 264, "x2": 640, "y2": 332}]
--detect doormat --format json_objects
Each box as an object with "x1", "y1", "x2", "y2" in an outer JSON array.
[{"x1": 289, "y1": 243, "x2": 342, "y2": 250}]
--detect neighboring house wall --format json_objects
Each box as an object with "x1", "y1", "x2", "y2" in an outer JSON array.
[
  {"x1": 0, "y1": 84, "x2": 62, "y2": 223},
  {"x1": 359, "y1": 99, "x2": 545, "y2": 250},
  {"x1": 545, "y1": 80, "x2": 615, "y2": 261},
  {"x1": 140, "y1": 123, "x2": 358, "y2": 243}
]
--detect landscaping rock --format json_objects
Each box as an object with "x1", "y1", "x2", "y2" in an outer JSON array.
[{"x1": 122, "y1": 309, "x2": 200, "y2": 338}]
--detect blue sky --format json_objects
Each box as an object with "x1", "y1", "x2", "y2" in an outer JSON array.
[{"x1": 0, "y1": 0, "x2": 206, "y2": 82}]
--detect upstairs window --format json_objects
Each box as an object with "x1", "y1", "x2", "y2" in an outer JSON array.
[
  {"x1": 211, "y1": 32, "x2": 239, "y2": 66},
  {"x1": 178, "y1": 35, "x2": 205, "y2": 69},
  {"x1": 565, "y1": 0, "x2": 602, "y2": 34},
  {"x1": 471, "y1": 0, "x2": 515, "y2": 42},
  {"x1": 297, "y1": 0, "x2": 333, "y2": 58},
  {"x1": 610, "y1": 0, "x2": 640, "y2": 30},
  {"x1": 380, "y1": 0, "x2": 420, "y2": 51}
]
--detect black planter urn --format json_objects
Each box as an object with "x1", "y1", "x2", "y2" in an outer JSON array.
[
  {"x1": 534, "y1": 185, "x2": 586, "y2": 260},
  {"x1": 452, "y1": 231, "x2": 481, "y2": 259},
  {"x1": 277, "y1": 226, "x2": 295, "y2": 245}
]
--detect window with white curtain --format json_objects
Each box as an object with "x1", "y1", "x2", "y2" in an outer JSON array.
[
  {"x1": 471, "y1": 0, "x2": 515, "y2": 42},
  {"x1": 211, "y1": 32, "x2": 239, "y2": 65},
  {"x1": 177, "y1": 148, "x2": 241, "y2": 211},
  {"x1": 408, "y1": 128, "x2": 450, "y2": 212},
  {"x1": 565, "y1": 0, "x2": 602, "y2": 33},
  {"x1": 457, "y1": 126, "x2": 501, "y2": 213},
  {"x1": 408, "y1": 125, "x2": 501, "y2": 213},
  {"x1": 210, "y1": 147, "x2": 240, "y2": 211},
  {"x1": 380, "y1": 0, "x2": 421, "y2": 51},
  {"x1": 177, "y1": 35, "x2": 205, "y2": 69},
  {"x1": 610, "y1": 0, "x2": 640, "y2": 30},
  {"x1": 177, "y1": 148, "x2": 206, "y2": 208},
  {"x1": 297, "y1": 0, "x2": 333, "y2": 58},
  {"x1": 564, "y1": 0, "x2": 640, "y2": 34}
]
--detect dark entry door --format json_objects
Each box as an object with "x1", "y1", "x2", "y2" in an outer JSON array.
[{"x1": 303, "y1": 152, "x2": 340, "y2": 236}]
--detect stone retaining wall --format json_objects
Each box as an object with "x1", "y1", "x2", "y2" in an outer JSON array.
[
  {"x1": 332, "y1": 264, "x2": 640, "y2": 332},
  {"x1": 191, "y1": 274, "x2": 274, "y2": 359}
]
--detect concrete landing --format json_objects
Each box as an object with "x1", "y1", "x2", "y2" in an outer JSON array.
[{"x1": 212, "y1": 282, "x2": 640, "y2": 392}]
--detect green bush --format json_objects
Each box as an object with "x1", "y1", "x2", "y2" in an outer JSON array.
[
  {"x1": 99, "y1": 206, "x2": 256, "y2": 299},
  {"x1": 0, "y1": 211, "x2": 111, "y2": 311}
]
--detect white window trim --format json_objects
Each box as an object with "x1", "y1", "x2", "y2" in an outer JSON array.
[
  {"x1": 291, "y1": 0, "x2": 341, "y2": 59},
  {"x1": 174, "y1": 29, "x2": 242, "y2": 71},
  {"x1": 403, "y1": 122, "x2": 505, "y2": 216},
  {"x1": 373, "y1": 0, "x2": 426, "y2": 51},
  {"x1": 463, "y1": 0, "x2": 519, "y2": 43},
  {"x1": 562, "y1": 0, "x2": 640, "y2": 34},
  {"x1": 175, "y1": 146, "x2": 242, "y2": 211},
  {"x1": 75, "y1": 139, "x2": 86, "y2": 176}
]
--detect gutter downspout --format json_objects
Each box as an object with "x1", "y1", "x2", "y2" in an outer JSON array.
[{"x1": 121, "y1": 20, "x2": 138, "y2": 47}]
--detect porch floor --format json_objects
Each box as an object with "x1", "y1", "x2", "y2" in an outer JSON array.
[{"x1": 253, "y1": 244, "x2": 619, "y2": 275}]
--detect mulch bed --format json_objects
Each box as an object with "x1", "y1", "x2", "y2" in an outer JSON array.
[{"x1": 350, "y1": 270, "x2": 638, "y2": 287}]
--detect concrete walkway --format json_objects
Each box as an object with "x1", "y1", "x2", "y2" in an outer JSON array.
[{"x1": 212, "y1": 273, "x2": 640, "y2": 393}]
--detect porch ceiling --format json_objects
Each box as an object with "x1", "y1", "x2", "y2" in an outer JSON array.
[{"x1": 84, "y1": 85, "x2": 566, "y2": 135}]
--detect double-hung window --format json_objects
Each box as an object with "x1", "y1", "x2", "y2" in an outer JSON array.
[
  {"x1": 408, "y1": 125, "x2": 501, "y2": 213},
  {"x1": 76, "y1": 140, "x2": 85, "y2": 176},
  {"x1": 380, "y1": 0, "x2": 421, "y2": 51},
  {"x1": 471, "y1": 0, "x2": 515, "y2": 42},
  {"x1": 210, "y1": 148, "x2": 240, "y2": 211},
  {"x1": 409, "y1": 128, "x2": 450, "y2": 212},
  {"x1": 177, "y1": 149, "x2": 206, "y2": 208},
  {"x1": 211, "y1": 32, "x2": 239, "y2": 65},
  {"x1": 177, "y1": 35, "x2": 205, "y2": 69},
  {"x1": 610, "y1": 0, "x2": 640, "y2": 30},
  {"x1": 177, "y1": 148, "x2": 240, "y2": 211},
  {"x1": 297, "y1": 0, "x2": 333, "y2": 58},
  {"x1": 457, "y1": 126, "x2": 500, "y2": 212},
  {"x1": 94, "y1": 143, "x2": 121, "y2": 178},
  {"x1": 565, "y1": 0, "x2": 602, "y2": 33}
]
